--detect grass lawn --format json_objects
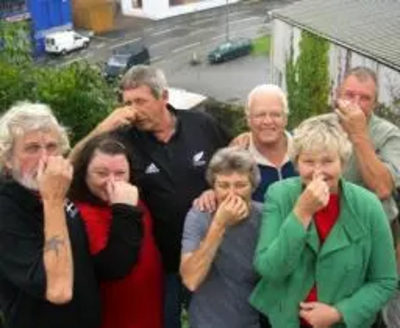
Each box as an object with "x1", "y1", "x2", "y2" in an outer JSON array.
[{"x1": 252, "y1": 35, "x2": 271, "y2": 56}]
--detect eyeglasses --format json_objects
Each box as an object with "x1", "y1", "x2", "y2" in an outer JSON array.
[{"x1": 249, "y1": 111, "x2": 284, "y2": 121}]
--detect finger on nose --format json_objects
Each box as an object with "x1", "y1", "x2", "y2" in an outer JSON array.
[{"x1": 312, "y1": 168, "x2": 322, "y2": 180}]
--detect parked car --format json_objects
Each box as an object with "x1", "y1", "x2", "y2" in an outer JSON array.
[
  {"x1": 45, "y1": 30, "x2": 90, "y2": 55},
  {"x1": 104, "y1": 42, "x2": 150, "y2": 81},
  {"x1": 208, "y1": 38, "x2": 253, "y2": 64}
]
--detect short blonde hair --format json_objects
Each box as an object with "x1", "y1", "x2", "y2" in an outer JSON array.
[
  {"x1": 0, "y1": 101, "x2": 70, "y2": 171},
  {"x1": 290, "y1": 113, "x2": 352, "y2": 165}
]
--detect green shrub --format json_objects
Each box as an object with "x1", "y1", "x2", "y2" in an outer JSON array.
[
  {"x1": 200, "y1": 98, "x2": 247, "y2": 137},
  {"x1": 252, "y1": 35, "x2": 271, "y2": 56},
  {"x1": 285, "y1": 31, "x2": 330, "y2": 129},
  {"x1": 0, "y1": 21, "x2": 117, "y2": 145}
]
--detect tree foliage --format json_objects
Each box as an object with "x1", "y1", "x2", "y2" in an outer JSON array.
[
  {"x1": 285, "y1": 30, "x2": 330, "y2": 128},
  {"x1": 0, "y1": 21, "x2": 117, "y2": 145},
  {"x1": 0, "y1": 20, "x2": 32, "y2": 64}
]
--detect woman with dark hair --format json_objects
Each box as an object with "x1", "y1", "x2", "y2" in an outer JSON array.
[{"x1": 69, "y1": 134, "x2": 163, "y2": 328}]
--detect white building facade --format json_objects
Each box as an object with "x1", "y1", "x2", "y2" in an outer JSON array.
[
  {"x1": 271, "y1": 19, "x2": 400, "y2": 106},
  {"x1": 121, "y1": 0, "x2": 239, "y2": 20},
  {"x1": 269, "y1": 0, "x2": 400, "y2": 107}
]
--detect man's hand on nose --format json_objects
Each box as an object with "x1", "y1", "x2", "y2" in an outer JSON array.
[
  {"x1": 335, "y1": 99, "x2": 368, "y2": 142},
  {"x1": 37, "y1": 156, "x2": 73, "y2": 201},
  {"x1": 97, "y1": 106, "x2": 138, "y2": 134}
]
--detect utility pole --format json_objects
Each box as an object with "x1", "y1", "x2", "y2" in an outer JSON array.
[{"x1": 226, "y1": 0, "x2": 230, "y2": 41}]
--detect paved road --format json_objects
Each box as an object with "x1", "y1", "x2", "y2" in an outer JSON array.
[
  {"x1": 41, "y1": 0, "x2": 284, "y2": 67},
  {"x1": 39, "y1": 0, "x2": 293, "y2": 104},
  {"x1": 166, "y1": 55, "x2": 270, "y2": 105}
]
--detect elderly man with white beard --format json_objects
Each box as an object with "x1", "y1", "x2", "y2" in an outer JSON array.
[
  {"x1": 0, "y1": 102, "x2": 141, "y2": 328},
  {"x1": 0, "y1": 102, "x2": 101, "y2": 328}
]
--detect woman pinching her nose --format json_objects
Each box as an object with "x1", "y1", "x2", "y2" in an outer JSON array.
[{"x1": 250, "y1": 113, "x2": 397, "y2": 328}]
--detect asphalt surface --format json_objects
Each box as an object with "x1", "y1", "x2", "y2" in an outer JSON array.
[{"x1": 39, "y1": 0, "x2": 294, "y2": 104}]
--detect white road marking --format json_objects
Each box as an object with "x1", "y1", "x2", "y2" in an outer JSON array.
[
  {"x1": 109, "y1": 37, "x2": 142, "y2": 50},
  {"x1": 229, "y1": 16, "x2": 261, "y2": 25},
  {"x1": 150, "y1": 27, "x2": 179, "y2": 37},
  {"x1": 227, "y1": 10, "x2": 252, "y2": 17},
  {"x1": 172, "y1": 42, "x2": 200, "y2": 54},
  {"x1": 191, "y1": 17, "x2": 215, "y2": 26},
  {"x1": 150, "y1": 37, "x2": 178, "y2": 49},
  {"x1": 189, "y1": 27, "x2": 214, "y2": 36},
  {"x1": 151, "y1": 55, "x2": 163, "y2": 62},
  {"x1": 210, "y1": 23, "x2": 263, "y2": 41},
  {"x1": 93, "y1": 35, "x2": 118, "y2": 41}
]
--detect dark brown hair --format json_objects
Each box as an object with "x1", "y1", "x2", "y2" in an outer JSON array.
[{"x1": 69, "y1": 134, "x2": 135, "y2": 204}]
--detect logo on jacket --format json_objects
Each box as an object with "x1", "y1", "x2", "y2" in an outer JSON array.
[
  {"x1": 193, "y1": 151, "x2": 206, "y2": 167},
  {"x1": 145, "y1": 163, "x2": 160, "y2": 174},
  {"x1": 65, "y1": 200, "x2": 79, "y2": 219}
]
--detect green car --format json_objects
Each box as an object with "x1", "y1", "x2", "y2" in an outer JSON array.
[{"x1": 208, "y1": 38, "x2": 253, "y2": 64}]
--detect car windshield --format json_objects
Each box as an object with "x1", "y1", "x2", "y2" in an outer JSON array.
[
  {"x1": 217, "y1": 43, "x2": 233, "y2": 51},
  {"x1": 107, "y1": 55, "x2": 129, "y2": 67}
]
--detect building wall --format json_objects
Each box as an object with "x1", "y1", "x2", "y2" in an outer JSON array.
[
  {"x1": 121, "y1": 0, "x2": 239, "y2": 20},
  {"x1": 271, "y1": 19, "x2": 400, "y2": 106},
  {"x1": 28, "y1": 0, "x2": 73, "y2": 55},
  {"x1": 72, "y1": 0, "x2": 114, "y2": 33},
  {"x1": 0, "y1": 0, "x2": 28, "y2": 20}
]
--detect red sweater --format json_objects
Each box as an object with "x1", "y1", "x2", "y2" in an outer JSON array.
[
  {"x1": 303, "y1": 194, "x2": 340, "y2": 325},
  {"x1": 78, "y1": 201, "x2": 163, "y2": 328}
]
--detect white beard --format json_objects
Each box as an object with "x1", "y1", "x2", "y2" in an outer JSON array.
[
  {"x1": 16, "y1": 173, "x2": 39, "y2": 191},
  {"x1": 11, "y1": 163, "x2": 39, "y2": 191}
]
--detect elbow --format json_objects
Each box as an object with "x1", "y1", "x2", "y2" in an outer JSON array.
[
  {"x1": 181, "y1": 276, "x2": 200, "y2": 292},
  {"x1": 180, "y1": 267, "x2": 201, "y2": 292},
  {"x1": 46, "y1": 284, "x2": 73, "y2": 304},
  {"x1": 370, "y1": 178, "x2": 393, "y2": 200},
  {"x1": 254, "y1": 257, "x2": 282, "y2": 282},
  {"x1": 375, "y1": 185, "x2": 392, "y2": 200},
  {"x1": 111, "y1": 255, "x2": 139, "y2": 279},
  {"x1": 254, "y1": 255, "x2": 270, "y2": 278}
]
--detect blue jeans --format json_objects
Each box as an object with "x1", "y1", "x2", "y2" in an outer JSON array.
[{"x1": 164, "y1": 273, "x2": 191, "y2": 328}]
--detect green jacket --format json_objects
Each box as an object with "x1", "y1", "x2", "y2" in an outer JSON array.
[{"x1": 250, "y1": 177, "x2": 397, "y2": 328}]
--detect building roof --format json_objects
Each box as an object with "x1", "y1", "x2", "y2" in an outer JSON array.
[
  {"x1": 168, "y1": 88, "x2": 207, "y2": 110},
  {"x1": 272, "y1": 0, "x2": 400, "y2": 71}
]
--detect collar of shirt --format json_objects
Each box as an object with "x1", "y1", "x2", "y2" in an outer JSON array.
[{"x1": 249, "y1": 131, "x2": 292, "y2": 168}]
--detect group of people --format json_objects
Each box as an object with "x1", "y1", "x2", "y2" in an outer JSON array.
[{"x1": 0, "y1": 64, "x2": 399, "y2": 328}]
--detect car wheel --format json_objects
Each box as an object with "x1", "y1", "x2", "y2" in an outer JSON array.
[
  {"x1": 83, "y1": 42, "x2": 89, "y2": 49},
  {"x1": 61, "y1": 49, "x2": 67, "y2": 56}
]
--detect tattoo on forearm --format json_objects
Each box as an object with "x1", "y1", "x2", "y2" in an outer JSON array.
[{"x1": 44, "y1": 236, "x2": 65, "y2": 256}]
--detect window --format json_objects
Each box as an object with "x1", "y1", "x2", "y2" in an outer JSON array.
[{"x1": 0, "y1": 0, "x2": 27, "y2": 17}]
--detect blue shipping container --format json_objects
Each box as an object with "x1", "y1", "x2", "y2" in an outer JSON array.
[{"x1": 27, "y1": 0, "x2": 72, "y2": 55}]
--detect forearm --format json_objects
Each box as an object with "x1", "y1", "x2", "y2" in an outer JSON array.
[
  {"x1": 255, "y1": 212, "x2": 307, "y2": 281},
  {"x1": 43, "y1": 200, "x2": 73, "y2": 304},
  {"x1": 181, "y1": 221, "x2": 226, "y2": 291},
  {"x1": 69, "y1": 126, "x2": 103, "y2": 162},
  {"x1": 353, "y1": 136, "x2": 393, "y2": 199},
  {"x1": 94, "y1": 204, "x2": 143, "y2": 280}
]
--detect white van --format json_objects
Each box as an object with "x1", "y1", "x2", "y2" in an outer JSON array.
[{"x1": 45, "y1": 30, "x2": 90, "y2": 55}]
